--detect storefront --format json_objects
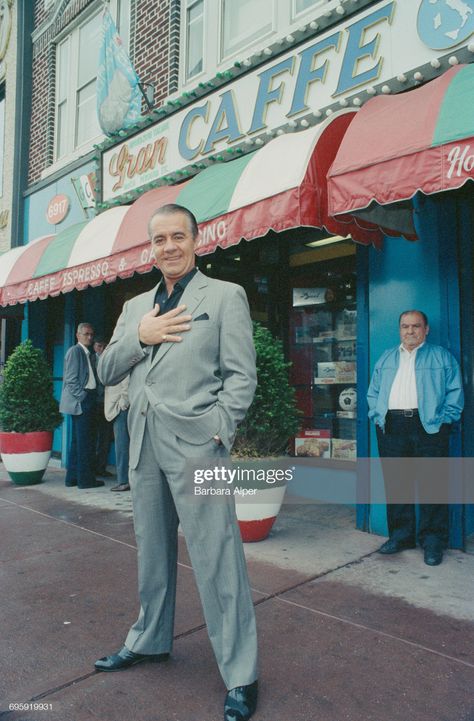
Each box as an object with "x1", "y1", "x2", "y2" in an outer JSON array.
[
  {"x1": 1, "y1": 0, "x2": 473, "y2": 545},
  {"x1": 11, "y1": 160, "x2": 98, "y2": 456}
]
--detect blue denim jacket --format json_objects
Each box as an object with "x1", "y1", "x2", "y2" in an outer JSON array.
[{"x1": 367, "y1": 343, "x2": 464, "y2": 433}]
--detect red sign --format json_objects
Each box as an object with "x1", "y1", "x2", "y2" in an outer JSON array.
[{"x1": 46, "y1": 194, "x2": 70, "y2": 225}]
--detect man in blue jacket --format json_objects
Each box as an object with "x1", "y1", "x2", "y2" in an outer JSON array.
[{"x1": 367, "y1": 310, "x2": 463, "y2": 566}]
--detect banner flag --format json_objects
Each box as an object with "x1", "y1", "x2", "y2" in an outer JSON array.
[{"x1": 96, "y1": 7, "x2": 142, "y2": 135}]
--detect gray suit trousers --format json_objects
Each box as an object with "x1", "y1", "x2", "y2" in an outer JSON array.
[{"x1": 125, "y1": 410, "x2": 258, "y2": 689}]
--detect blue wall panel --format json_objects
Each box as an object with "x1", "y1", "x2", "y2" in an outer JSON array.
[
  {"x1": 367, "y1": 194, "x2": 463, "y2": 545},
  {"x1": 24, "y1": 160, "x2": 95, "y2": 245}
]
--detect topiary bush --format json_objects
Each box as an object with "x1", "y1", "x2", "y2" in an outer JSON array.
[
  {"x1": 233, "y1": 322, "x2": 301, "y2": 458},
  {"x1": 0, "y1": 340, "x2": 62, "y2": 433}
]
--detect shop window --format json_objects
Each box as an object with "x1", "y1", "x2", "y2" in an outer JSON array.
[
  {"x1": 0, "y1": 85, "x2": 4, "y2": 197},
  {"x1": 185, "y1": 0, "x2": 204, "y2": 80},
  {"x1": 221, "y1": 0, "x2": 273, "y2": 58},
  {"x1": 54, "y1": 0, "x2": 130, "y2": 162},
  {"x1": 290, "y1": 259, "x2": 357, "y2": 462}
]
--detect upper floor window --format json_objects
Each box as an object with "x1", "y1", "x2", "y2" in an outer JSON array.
[
  {"x1": 186, "y1": 0, "x2": 204, "y2": 80},
  {"x1": 181, "y1": 0, "x2": 339, "y2": 91},
  {"x1": 221, "y1": 0, "x2": 272, "y2": 58},
  {"x1": 293, "y1": 0, "x2": 323, "y2": 16},
  {"x1": 54, "y1": 0, "x2": 130, "y2": 162}
]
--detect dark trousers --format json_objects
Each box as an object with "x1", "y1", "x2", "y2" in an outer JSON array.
[
  {"x1": 95, "y1": 406, "x2": 113, "y2": 474},
  {"x1": 66, "y1": 391, "x2": 97, "y2": 488},
  {"x1": 113, "y1": 409, "x2": 130, "y2": 485},
  {"x1": 376, "y1": 414, "x2": 450, "y2": 547}
]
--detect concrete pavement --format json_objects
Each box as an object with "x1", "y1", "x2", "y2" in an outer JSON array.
[{"x1": 0, "y1": 464, "x2": 473, "y2": 721}]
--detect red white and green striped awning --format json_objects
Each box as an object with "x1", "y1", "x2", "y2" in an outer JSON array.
[
  {"x1": 0, "y1": 110, "x2": 383, "y2": 307},
  {"x1": 328, "y1": 64, "x2": 474, "y2": 234}
]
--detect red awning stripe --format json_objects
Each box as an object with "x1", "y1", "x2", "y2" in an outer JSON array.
[
  {"x1": 1, "y1": 111, "x2": 386, "y2": 306},
  {"x1": 328, "y1": 65, "x2": 474, "y2": 229}
]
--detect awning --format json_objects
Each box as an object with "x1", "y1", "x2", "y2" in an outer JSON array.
[
  {"x1": 328, "y1": 64, "x2": 474, "y2": 235},
  {"x1": 1, "y1": 110, "x2": 383, "y2": 307}
]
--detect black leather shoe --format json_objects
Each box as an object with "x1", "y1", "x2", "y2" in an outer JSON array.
[
  {"x1": 78, "y1": 480, "x2": 105, "y2": 489},
  {"x1": 378, "y1": 538, "x2": 416, "y2": 554},
  {"x1": 424, "y1": 545, "x2": 443, "y2": 566},
  {"x1": 94, "y1": 646, "x2": 169, "y2": 672},
  {"x1": 224, "y1": 680, "x2": 258, "y2": 721}
]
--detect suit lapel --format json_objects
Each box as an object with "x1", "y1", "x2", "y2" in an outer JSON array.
[{"x1": 148, "y1": 270, "x2": 208, "y2": 370}]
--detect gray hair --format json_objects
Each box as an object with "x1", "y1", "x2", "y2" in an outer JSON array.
[
  {"x1": 77, "y1": 322, "x2": 94, "y2": 334},
  {"x1": 147, "y1": 204, "x2": 199, "y2": 239}
]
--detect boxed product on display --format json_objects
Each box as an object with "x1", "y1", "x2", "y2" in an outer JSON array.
[
  {"x1": 334, "y1": 339, "x2": 356, "y2": 362},
  {"x1": 295, "y1": 430, "x2": 331, "y2": 458},
  {"x1": 331, "y1": 439, "x2": 357, "y2": 461},
  {"x1": 315, "y1": 362, "x2": 356, "y2": 383},
  {"x1": 337, "y1": 410, "x2": 357, "y2": 419},
  {"x1": 335, "y1": 309, "x2": 357, "y2": 339}
]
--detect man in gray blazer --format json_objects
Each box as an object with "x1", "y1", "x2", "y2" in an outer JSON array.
[
  {"x1": 59, "y1": 323, "x2": 104, "y2": 489},
  {"x1": 95, "y1": 204, "x2": 259, "y2": 721}
]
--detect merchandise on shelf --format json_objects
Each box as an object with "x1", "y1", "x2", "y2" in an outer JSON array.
[{"x1": 295, "y1": 429, "x2": 331, "y2": 458}]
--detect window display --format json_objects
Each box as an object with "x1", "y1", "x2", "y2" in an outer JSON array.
[{"x1": 289, "y1": 266, "x2": 357, "y2": 461}]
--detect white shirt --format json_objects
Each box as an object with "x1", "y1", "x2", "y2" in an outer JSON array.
[
  {"x1": 388, "y1": 343, "x2": 424, "y2": 410},
  {"x1": 79, "y1": 342, "x2": 97, "y2": 390}
]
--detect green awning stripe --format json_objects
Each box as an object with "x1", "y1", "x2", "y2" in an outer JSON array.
[
  {"x1": 33, "y1": 222, "x2": 89, "y2": 277},
  {"x1": 175, "y1": 152, "x2": 256, "y2": 222},
  {"x1": 432, "y1": 64, "x2": 474, "y2": 147}
]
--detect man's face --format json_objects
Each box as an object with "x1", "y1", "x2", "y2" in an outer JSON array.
[
  {"x1": 149, "y1": 211, "x2": 197, "y2": 283},
  {"x1": 77, "y1": 326, "x2": 94, "y2": 347},
  {"x1": 399, "y1": 313, "x2": 429, "y2": 351},
  {"x1": 94, "y1": 341, "x2": 106, "y2": 355}
]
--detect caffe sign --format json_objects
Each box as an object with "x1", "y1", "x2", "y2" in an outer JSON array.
[{"x1": 101, "y1": 0, "x2": 474, "y2": 202}]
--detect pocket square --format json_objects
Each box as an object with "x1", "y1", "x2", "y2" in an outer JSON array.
[{"x1": 194, "y1": 313, "x2": 209, "y2": 321}]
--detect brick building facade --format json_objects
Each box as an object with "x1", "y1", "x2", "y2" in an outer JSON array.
[{"x1": 29, "y1": 0, "x2": 177, "y2": 185}]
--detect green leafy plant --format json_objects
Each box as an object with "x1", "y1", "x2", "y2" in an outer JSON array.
[
  {"x1": 233, "y1": 323, "x2": 301, "y2": 458},
  {"x1": 0, "y1": 340, "x2": 62, "y2": 433}
]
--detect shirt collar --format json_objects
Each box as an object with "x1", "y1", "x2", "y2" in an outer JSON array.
[
  {"x1": 78, "y1": 342, "x2": 92, "y2": 354},
  {"x1": 399, "y1": 341, "x2": 425, "y2": 356},
  {"x1": 159, "y1": 267, "x2": 198, "y2": 298}
]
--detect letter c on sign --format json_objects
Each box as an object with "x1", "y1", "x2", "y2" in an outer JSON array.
[{"x1": 179, "y1": 103, "x2": 209, "y2": 161}]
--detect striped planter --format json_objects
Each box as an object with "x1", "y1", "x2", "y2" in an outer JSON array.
[
  {"x1": 0, "y1": 431, "x2": 53, "y2": 485},
  {"x1": 235, "y1": 484, "x2": 287, "y2": 543}
]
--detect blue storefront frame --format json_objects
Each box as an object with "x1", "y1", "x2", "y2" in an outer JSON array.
[{"x1": 356, "y1": 190, "x2": 472, "y2": 549}]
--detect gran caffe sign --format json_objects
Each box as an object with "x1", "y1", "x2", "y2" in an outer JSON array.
[{"x1": 101, "y1": 0, "x2": 474, "y2": 202}]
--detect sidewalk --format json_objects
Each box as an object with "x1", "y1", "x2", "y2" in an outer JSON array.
[{"x1": 1, "y1": 464, "x2": 473, "y2": 721}]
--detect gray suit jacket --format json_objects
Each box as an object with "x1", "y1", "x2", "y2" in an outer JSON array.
[
  {"x1": 59, "y1": 344, "x2": 91, "y2": 416},
  {"x1": 98, "y1": 270, "x2": 257, "y2": 469}
]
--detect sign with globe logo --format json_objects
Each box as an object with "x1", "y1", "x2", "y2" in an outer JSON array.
[{"x1": 417, "y1": 0, "x2": 474, "y2": 50}]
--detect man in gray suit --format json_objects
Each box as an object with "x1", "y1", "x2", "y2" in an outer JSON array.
[
  {"x1": 59, "y1": 323, "x2": 104, "y2": 489},
  {"x1": 95, "y1": 204, "x2": 259, "y2": 721}
]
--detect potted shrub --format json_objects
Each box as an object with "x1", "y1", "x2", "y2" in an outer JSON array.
[
  {"x1": 233, "y1": 323, "x2": 300, "y2": 542},
  {"x1": 0, "y1": 340, "x2": 62, "y2": 485}
]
